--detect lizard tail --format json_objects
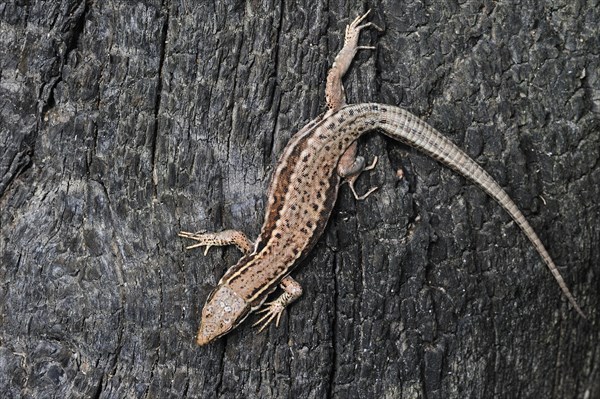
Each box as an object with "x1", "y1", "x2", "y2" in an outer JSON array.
[{"x1": 374, "y1": 104, "x2": 585, "y2": 318}]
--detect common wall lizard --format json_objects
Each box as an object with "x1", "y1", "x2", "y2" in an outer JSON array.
[{"x1": 179, "y1": 10, "x2": 584, "y2": 346}]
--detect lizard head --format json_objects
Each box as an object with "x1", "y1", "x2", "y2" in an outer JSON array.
[{"x1": 196, "y1": 284, "x2": 250, "y2": 346}]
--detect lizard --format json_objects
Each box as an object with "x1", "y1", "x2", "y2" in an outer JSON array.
[{"x1": 179, "y1": 10, "x2": 585, "y2": 346}]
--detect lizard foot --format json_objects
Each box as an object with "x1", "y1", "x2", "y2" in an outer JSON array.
[
  {"x1": 252, "y1": 276, "x2": 303, "y2": 332},
  {"x1": 253, "y1": 300, "x2": 286, "y2": 332},
  {"x1": 345, "y1": 9, "x2": 384, "y2": 49},
  {"x1": 343, "y1": 156, "x2": 380, "y2": 200},
  {"x1": 178, "y1": 229, "x2": 252, "y2": 255}
]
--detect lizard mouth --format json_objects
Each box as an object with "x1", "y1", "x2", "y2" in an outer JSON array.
[{"x1": 196, "y1": 320, "x2": 221, "y2": 346}]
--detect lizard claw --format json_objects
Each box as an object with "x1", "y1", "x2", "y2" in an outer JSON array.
[
  {"x1": 253, "y1": 301, "x2": 285, "y2": 332},
  {"x1": 178, "y1": 231, "x2": 214, "y2": 252},
  {"x1": 346, "y1": 10, "x2": 384, "y2": 42},
  {"x1": 348, "y1": 181, "x2": 379, "y2": 200}
]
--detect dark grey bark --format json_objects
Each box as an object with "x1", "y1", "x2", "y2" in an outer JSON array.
[{"x1": 1, "y1": 0, "x2": 598, "y2": 398}]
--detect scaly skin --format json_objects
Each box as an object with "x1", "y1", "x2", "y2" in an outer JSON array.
[{"x1": 181, "y1": 11, "x2": 584, "y2": 346}]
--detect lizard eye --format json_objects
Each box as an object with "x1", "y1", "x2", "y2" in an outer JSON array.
[{"x1": 196, "y1": 285, "x2": 249, "y2": 345}]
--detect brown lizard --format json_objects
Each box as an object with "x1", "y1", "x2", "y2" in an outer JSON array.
[{"x1": 179, "y1": 10, "x2": 585, "y2": 346}]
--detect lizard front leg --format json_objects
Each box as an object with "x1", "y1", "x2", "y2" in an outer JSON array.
[
  {"x1": 252, "y1": 276, "x2": 303, "y2": 332},
  {"x1": 178, "y1": 229, "x2": 253, "y2": 255}
]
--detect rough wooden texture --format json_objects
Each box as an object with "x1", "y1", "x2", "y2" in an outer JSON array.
[{"x1": 1, "y1": 0, "x2": 598, "y2": 398}]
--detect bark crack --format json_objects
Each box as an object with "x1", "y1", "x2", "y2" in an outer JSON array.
[{"x1": 150, "y1": 2, "x2": 171, "y2": 196}]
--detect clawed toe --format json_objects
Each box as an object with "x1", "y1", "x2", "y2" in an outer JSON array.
[
  {"x1": 253, "y1": 302, "x2": 285, "y2": 332},
  {"x1": 178, "y1": 229, "x2": 253, "y2": 255},
  {"x1": 349, "y1": 10, "x2": 384, "y2": 34}
]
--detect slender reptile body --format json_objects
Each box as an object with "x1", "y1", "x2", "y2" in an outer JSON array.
[{"x1": 180, "y1": 11, "x2": 583, "y2": 345}]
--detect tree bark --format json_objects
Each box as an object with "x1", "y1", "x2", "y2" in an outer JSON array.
[{"x1": 1, "y1": 0, "x2": 598, "y2": 398}]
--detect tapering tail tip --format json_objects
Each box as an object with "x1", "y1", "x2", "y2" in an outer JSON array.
[
  {"x1": 572, "y1": 300, "x2": 587, "y2": 320},
  {"x1": 565, "y1": 291, "x2": 586, "y2": 319}
]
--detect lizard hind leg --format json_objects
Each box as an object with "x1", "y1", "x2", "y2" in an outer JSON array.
[
  {"x1": 326, "y1": 10, "x2": 384, "y2": 111},
  {"x1": 338, "y1": 142, "x2": 379, "y2": 200}
]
